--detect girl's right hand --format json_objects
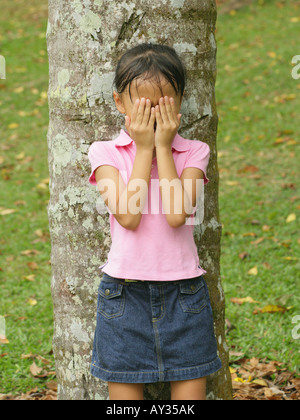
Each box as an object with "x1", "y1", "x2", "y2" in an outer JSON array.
[{"x1": 125, "y1": 98, "x2": 156, "y2": 151}]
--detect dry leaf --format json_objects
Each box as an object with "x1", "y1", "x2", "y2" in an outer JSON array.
[
  {"x1": 30, "y1": 362, "x2": 43, "y2": 377},
  {"x1": 242, "y1": 232, "x2": 257, "y2": 237},
  {"x1": 261, "y1": 305, "x2": 287, "y2": 314},
  {"x1": 226, "y1": 180, "x2": 239, "y2": 186},
  {"x1": 23, "y1": 275, "x2": 35, "y2": 282},
  {"x1": 27, "y1": 261, "x2": 38, "y2": 270},
  {"x1": 230, "y1": 297, "x2": 259, "y2": 305},
  {"x1": 27, "y1": 298, "x2": 37, "y2": 306},
  {"x1": 286, "y1": 213, "x2": 296, "y2": 223},
  {"x1": 8, "y1": 123, "x2": 19, "y2": 129},
  {"x1": 0, "y1": 208, "x2": 17, "y2": 216},
  {"x1": 0, "y1": 334, "x2": 9, "y2": 344},
  {"x1": 21, "y1": 249, "x2": 41, "y2": 256},
  {"x1": 252, "y1": 379, "x2": 268, "y2": 387},
  {"x1": 239, "y1": 252, "x2": 249, "y2": 259},
  {"x1": 248, "y1": 266, "x2": 258, "y2": 275}
]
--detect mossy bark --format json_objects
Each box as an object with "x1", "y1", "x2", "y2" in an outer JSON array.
[{"x1": 47, "y1": 0, "x2": 232, "y2": 400}]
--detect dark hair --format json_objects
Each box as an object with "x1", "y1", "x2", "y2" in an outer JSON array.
[{"x1": 113, "y1": 43, "x2": 186, "y2": 101}]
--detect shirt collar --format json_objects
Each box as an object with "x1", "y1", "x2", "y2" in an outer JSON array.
[{"x1": 115, "y1": 129, "x2": 190, "y2": 152}]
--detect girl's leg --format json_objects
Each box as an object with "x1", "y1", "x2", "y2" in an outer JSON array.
[
  {"x1": 108, "y1": 382, "x2": 144, "y2": 400},
  {"x1": 170, "y1": 377, "x2": 207, "y2": 400}
]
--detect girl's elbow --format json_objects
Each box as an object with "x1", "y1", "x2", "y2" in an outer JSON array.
[
  {"x1": 117, "y1": 214, "x2": 141, "y2": 231},
  {"x1": 166, "y1": 214, "x2": 186, "y2": 228}
]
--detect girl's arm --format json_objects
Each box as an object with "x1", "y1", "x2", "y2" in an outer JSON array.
[
  {"x1": 95, "y1": 98, "x2": 155, "y2": 230},
  {"x1": 156, "y1": 148, "x2": 204, "y2": 228},
  {"x1": 155, "y1": 96, "x2": 204, "y2": 228},
  {"x1": 95, "y1": 147, "x2": 153, "y2": 230}
]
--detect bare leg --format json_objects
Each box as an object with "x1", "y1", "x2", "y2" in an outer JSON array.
[
  {"x1": 108, "y1": 382, "x2": 144, "y2": 400},
  {"x1": 170, "y1": 377, "x2": 207, "y2": 400}
]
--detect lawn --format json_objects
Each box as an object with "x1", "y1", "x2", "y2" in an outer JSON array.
[
  {"x1": 215, "y1": 0, "x2": 300, "y2": 371},
  {"x1": 0, "y1": 0, "x2": 299, "y2": 396}
]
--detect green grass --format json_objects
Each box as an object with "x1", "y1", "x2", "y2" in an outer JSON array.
[
  {"x1": 216, "y1": 0, "x2": 300, "y2": 371},
  {"x1": 0, "y1": 0, "x2": 299, "y2": 395},
  {"x1": 0, "y1": 0, "x2": 54, "y2": 394}
]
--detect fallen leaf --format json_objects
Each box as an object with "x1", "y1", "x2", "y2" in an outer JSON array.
[
  {"x1": 16, "y1": 152, "x2": 25, "y2": 160},
  {"x1": 261, "y1": 305, "x2": 287, "y2": 314},
  {"x1": 286, "y1": 213, "x2": 296, "y2": 223},
  {"x1": 27, "y1": 298, "x2": 37, "y2": 306},
  {"x1": 46, "y1": 381, "x2": 57, "y2": 392},
  {"x1": 230, "y1": 297, "x2": 259, "y2": 305},
  {"x1": 239, "y1": 252, "x2": 249, "y2": 259},
  {"x1": 21, "y1": 249, "x2": 41, "y2": 256},
  {"x1": 248, "y1": 266, "x2": 258, "y2": 275},
  {"x1": 242, "y1": 232, "x2": 257, "y2": 237},
  {"x1": 0, "y1": 335, "x2": 9, "y2": 344},
  {"x1": 13, "y1": 86, "x2": 24, "y2": 93},
  {"x1": 23, "y1": 274, "x2": 35, "y2": 282},
  {"x1": 30, "y1": 362, "x2": 42, "y2": 377},
  {"x1": 226, "y1": 180, "x2": 240, "y2": 186},
  {"x1": 251, "y1": 379, "x2": 268, "y2": 387},
  {"x1": 20, "y1": 249, "x2": 41, "y2": 256},
  {"x1": 0, "y1": 208, "x2": 17, "y2": 216},
  {"x1": 27, "y1": 261, "x2": 38, "y2": 270},
  {"x1": 8, "y1": 123, "x2": 19, "y2": 129},
  {"x1": 237, "y1": 165, "x2": 259, "y2": 173}
]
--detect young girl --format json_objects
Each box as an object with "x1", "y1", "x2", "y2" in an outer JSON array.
[{"x1": 88, "y1": 43, "x2": 222, "y2": 400}]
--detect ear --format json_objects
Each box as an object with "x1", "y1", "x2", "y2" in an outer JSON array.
[{"x1": 113, "y1": 91, "x2": 126, "y2": 114}]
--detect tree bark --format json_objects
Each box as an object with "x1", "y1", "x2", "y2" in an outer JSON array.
[{"x1": 47, "y1": 0, "x2": 232, "y2": 400}]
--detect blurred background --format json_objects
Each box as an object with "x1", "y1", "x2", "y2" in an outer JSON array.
[{"x1": 0, "y1": 0, "x2": 299, "y2": 399}]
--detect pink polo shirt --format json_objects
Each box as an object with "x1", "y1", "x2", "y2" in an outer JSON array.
[{"x1": 88, "y1": 129, "x2": 210, "y2": 281}]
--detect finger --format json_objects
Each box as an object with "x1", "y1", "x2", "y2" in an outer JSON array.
[
  {"x1": 131, "y1": 99, "x2": 140, "y2": 123},
  {"x1": 149, "y1": 106, "x2": 156, "y2": 128},
  {"x1": 155, "y1": 105, "x2": 163, "y2": 126},
  {"x1": 125, "y1": 115, "x2": 131, "y2": 132},
  {"x1": 136, "y1": 97, "x2": 146, "y2": 125},
  {"x1": 159, "y1": 97, "x2": 168, "y2": 123},
  {"x1": 142, "y1": 98, "x2": 151, "y2": 126},
  {"x1": 170, "y1": 97, "x2": 179, "y2": 123},
  {"x1": 164, "y1": 96, "x2": 174, "y2": 122}
]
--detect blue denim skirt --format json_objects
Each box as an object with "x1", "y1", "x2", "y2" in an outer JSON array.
[{"x1": 90, "y1": 273, "x2": 222, "y2": 383}]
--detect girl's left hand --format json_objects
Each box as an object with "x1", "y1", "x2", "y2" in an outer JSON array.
[{"x1": 155, "y1": 96, "x2": 181, "y2": 149}]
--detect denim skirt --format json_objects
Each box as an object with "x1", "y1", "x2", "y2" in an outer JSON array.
[{"x1": 90, "y1": 273, "x2": 222, "y2": 383}]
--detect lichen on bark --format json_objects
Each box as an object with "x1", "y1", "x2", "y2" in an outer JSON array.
[{"x1": 47, "y1": 0, "x2": 232, "y2": 400}]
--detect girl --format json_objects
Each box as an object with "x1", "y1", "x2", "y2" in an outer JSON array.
[{"x1": 88, "y1": 43, "x2": 222, "y2": 400}]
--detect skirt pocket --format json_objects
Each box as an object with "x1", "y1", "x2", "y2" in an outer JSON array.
[
  {"x1": 178, "y1": 276, "x2": 207, "y2": 314},
  {"x1": 98, "y1": 280, "x2": 125, "y2": 319}
]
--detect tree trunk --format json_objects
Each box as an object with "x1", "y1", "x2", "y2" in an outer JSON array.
[{"x1": 47, "y1": 0, "x2": 232, "y2": 400}]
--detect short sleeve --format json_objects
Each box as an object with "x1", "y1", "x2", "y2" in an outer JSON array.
[
  {"x1": 184, "y1": 141, "x2": 210, "y2": 185},
  {"x1": 88, "y1": 141, "x2": 119, "y2": 185}
]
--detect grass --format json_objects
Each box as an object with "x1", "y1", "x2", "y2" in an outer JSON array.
[
  {"x1": 215, "y1": 0, "x2": 300, "y2": 371},
  {"x1": 0, "y1": 0, "x2": 53, "y2": 394},
  {"x1": 0, "y1": 0, "x2": 299, "y2": 395}
]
